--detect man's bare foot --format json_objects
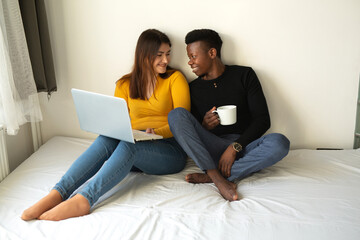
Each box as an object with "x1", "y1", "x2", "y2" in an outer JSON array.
[
  {"x1": 214, "y1": 179, "x2": 238, "y2": 201},
  {"x1": 207, "y1": 169, "x2": 239, "y2": 201},
  {"x1": 38, "y1": 194, "x2": 90, "y2": 221},
  {"x1": 21, "y1": 189, "x2": 63, "y2": 221},
  {"x1": 185, "y1": 173, "x2": 213, "y2": 183}
]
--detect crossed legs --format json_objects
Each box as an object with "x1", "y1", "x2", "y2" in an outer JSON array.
[
  {"x1": 21, "y1": 136, "x2": 119, "y2": 221},
  {"x1": 21, "y1": 136, "x2": 187, "y2": 221},
  {"x1": 21, "y1": 190, "x2": 90, "y2": 221},
  {"x1": 21, "y1": 189, "x2": 64, "y2": 220},
  {"x1": 169, "y1": 108, "x2": 240, "y2": 201},
  {"x1": 168, "y1": 108, "x2": 290, "y2": 201}
]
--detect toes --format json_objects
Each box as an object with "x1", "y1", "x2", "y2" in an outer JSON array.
[
  {"x1": 232, "y1": 192, "x2": 239, "y2": 201},
  {"x1": 21, "y1": 207, "x2": 42, "y2": 221},
  {"x1": 21, "y1": 212, "x2": 34, "y2": 221},
  {"x1": 185, "y1": 174, "x2": 193, "y2": 182}
]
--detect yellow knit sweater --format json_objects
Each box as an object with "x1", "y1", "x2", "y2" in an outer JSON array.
[{"x1": 114, "y1": 71, "x2": 190, "y2": 138}]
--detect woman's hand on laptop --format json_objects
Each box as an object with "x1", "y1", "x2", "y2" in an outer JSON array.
[{"x1": 146, "y1": 128, "x2": 155, "y2": 134}]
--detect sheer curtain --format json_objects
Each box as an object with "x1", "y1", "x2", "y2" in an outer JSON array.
[{"x1": 0, "y1": 0, "x2": 42, "y2": 135}]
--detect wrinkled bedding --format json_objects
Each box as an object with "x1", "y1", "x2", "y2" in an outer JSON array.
[{"x1": 0, "y1": 136, "x2": 359, "y2": 240}]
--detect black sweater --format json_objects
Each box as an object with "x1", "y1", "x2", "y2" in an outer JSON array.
[{"x1": 189, "y1": 65, "x2": 270, "y2": 148}]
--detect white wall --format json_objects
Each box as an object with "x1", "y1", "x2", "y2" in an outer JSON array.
[{"x1": 39, "y1": 0, "x2": 360, "y2": 149}]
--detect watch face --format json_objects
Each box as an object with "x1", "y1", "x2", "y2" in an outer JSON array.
[{"x1": 233, "y1": 142, "x2": 242, "y2": 152}]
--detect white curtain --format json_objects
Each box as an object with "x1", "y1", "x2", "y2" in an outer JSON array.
[{"x1": 0, "y1": 0, "x2": 42, "y2": 135}]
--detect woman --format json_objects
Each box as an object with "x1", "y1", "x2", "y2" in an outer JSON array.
[{"x1": 21, "y1": 29, "x2": 190, "y2": 221}]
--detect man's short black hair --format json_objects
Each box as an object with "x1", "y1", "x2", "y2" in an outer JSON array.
[{"x1": 185, "y1": 29, "x2": 223, "y2": 59}]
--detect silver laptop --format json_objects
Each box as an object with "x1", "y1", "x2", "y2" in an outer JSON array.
[{"x1": 71, "y1": 88, "x2": 163, "y2": 143}]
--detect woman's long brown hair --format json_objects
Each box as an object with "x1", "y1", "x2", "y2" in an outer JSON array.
[{"x1": 119, "y1": 29, "x2": 175, "y2": 100}]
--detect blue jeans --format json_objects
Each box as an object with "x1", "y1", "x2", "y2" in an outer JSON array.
[
  {"x1": 53, "y1": 136, "x2": 187, "y2": 206},
  {"x1": 168, "y1": 108, "x2": 290, "y2": 182}
]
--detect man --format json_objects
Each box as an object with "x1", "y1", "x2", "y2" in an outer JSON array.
[{"x1": 168, "y1": 29, "x2": 290, "y2": 201}]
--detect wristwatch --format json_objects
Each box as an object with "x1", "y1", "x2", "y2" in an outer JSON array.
[{"x1": 232, "y1": 142, "x2": 242, "y2": 152}]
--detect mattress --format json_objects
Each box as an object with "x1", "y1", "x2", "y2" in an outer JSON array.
[{"x1": 0, "y1": 136, "x2": 359, "y2": 240}]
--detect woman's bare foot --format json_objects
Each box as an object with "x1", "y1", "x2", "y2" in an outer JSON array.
[
  {"x1": 207, "y1": 169, "x2": 238, "y2": 201},
  {"x1": 38, "y1": 194, "x2": 90, "y2": 221},
  {"x1": 21, "y1": 189, "x2": 63, "y2": 221},
  {"x1": 185, "y1": 173, "x2": 213, "y2": 183}
]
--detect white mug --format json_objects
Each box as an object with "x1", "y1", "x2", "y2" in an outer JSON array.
[{"x1": 212, "y1": 105, "x2": 237, "y2": 125}]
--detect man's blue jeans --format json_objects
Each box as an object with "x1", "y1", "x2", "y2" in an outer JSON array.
[
  {"x1": 53, "y1": 136, "x2": 187, "y2": 206},
  {"x1": 168, "y1": 107, "x2": 290, "y2": 182}
]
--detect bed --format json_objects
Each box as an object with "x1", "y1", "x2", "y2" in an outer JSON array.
[{"x1": 0, "y1": 136, "x2": 359, "y2": 240}]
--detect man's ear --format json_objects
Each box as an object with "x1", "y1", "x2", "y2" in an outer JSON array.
[{"x1": 208, "y1": 48, "x2": 217, "y2": 59}]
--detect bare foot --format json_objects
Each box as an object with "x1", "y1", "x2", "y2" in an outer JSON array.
[
  {"x1": 214, "y1": 179, "x2": 238, "y2": 201},
  {"x1": 38, "y1": 194, "x2": 90, "y2": 221},
  {"x1": 207, "y1": 169, "x2": 239, "y2": 201},
  {"x1": 21, "y1": 189, "x2": 63, "y2": 221},
  {"x1": 185, "y1": 173, "x2": 213, "y2": 183}
]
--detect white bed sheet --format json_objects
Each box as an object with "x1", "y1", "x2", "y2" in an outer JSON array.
[{"x1": 0, "y1": 136, "x2": 359, "y2": 240}]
